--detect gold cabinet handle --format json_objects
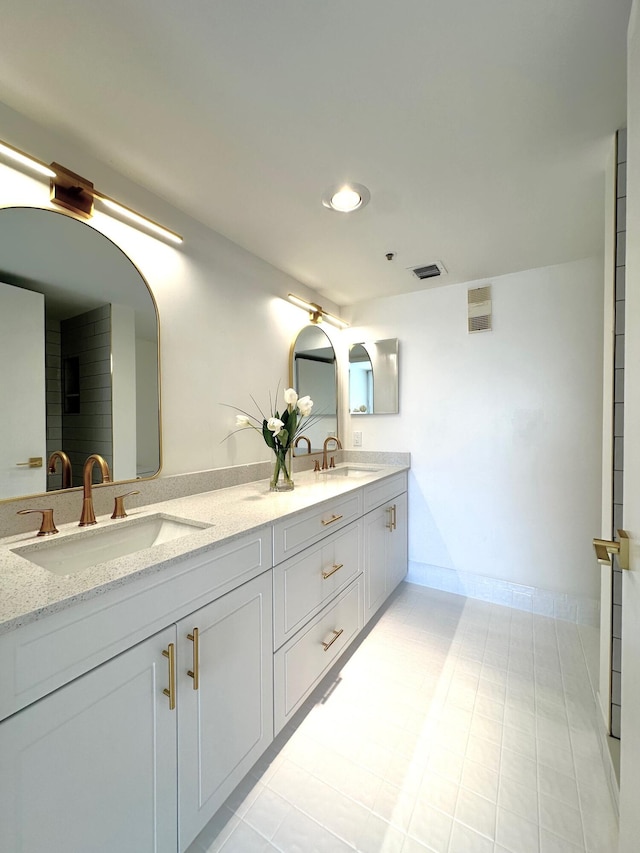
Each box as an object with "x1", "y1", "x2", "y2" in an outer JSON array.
[
  {"x1": 321, "y1": 513, "x2": 343, "y2": 527},
  {"x1": 187, "y1": 628, "x2": 199, "y2": 690},
  {"x1": 386, "y1": 504, "x2": 398, "y2": 531},
  {"x1": 16, "y1": 457, "x2": 43, "y2": 468},
  {"x1": 322, "y1": 628, "x2": 344, "y2": 651},
  {"x1": 593, "y1": 530, "x2": 629, "y2": 569},
  {"x1": 322, "y1": 563, "x2": 344, "y2": 580},
  {"x1": 392, "y1": 504, "x2": 397, "y2": 531},
  {"x1": 162, "y1": 643, "x2": 176, "y2": 710}
]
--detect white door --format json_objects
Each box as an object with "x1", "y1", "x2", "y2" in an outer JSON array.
[
  {"x1": 618, "y1": 8, "x2": 640, "y2": 851},
  {"x1": 0, "y1": 625, "x2": 178, "y2": 853},
  {"x1": 177, "y1": 571, "x2": 273, "y2": 851},
  {"x1": 0, "y1": 281, "x2": 46, "y2": 497}
]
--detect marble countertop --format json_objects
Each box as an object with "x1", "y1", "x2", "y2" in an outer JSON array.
[{"x1": 0, "y1": 464, "x2": 408, "y2": 635}]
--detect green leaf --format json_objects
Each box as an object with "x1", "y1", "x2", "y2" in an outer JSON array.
[
  {"x1": 279, "y1": 428, "x2": 289, "y2": 448},
  {"x1": 262, "y1": 420, "x2": 275, "y2": 449}
]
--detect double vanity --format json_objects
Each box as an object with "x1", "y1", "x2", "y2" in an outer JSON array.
[{"x1": 0, "y1": 462, "x2": 408, "y2": 853}]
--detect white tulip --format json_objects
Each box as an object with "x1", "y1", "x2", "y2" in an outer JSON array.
[
  {"x1": 297, "y1": 396, "x2": 313, "y2": 417},
  {"x1": 284, "y1": 388, "x2": 298, "y2": 406},
  {"x1": 267, "y1": 417, "x2": 284, "y2": 436},
  {"x1": 235, "y1": 414, "x2": 251, "y2": 427}
]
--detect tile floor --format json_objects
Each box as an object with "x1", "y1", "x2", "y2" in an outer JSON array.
[{"x1": 188, "y1": 583, "x2": 618, "y2": 853}]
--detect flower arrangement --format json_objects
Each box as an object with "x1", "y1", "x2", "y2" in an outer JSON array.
[{"x1": 228, "y1": 387, "x2": 315, "y2": 491}]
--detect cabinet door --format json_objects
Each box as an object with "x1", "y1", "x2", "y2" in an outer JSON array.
[
  {"x1": 0, "y1": 625, "x2": 178, "y2": 853},
  {"x1": 388, "y1": 491, "x2": 408, "y2": 592},
  {"x1": 364, "y1": 503, "x2": 388, "y2": 624},
  {"x1": 364, "y1": 492, "x2": 408, "y2": 624},
  {"x1": 177, "y1": 571, "x2": 273, "y2": 851}
]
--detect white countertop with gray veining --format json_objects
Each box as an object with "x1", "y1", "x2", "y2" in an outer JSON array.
[{"x1": 0, "y1": 464, "x2": 408, "y2": 635}]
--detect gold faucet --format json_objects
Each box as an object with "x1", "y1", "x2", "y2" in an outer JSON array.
[
  {"x1": 47, "y1": 450, "x2": 73, "y2": 489},
  {"x1": 79, "y1": 454, "x2": 111, "y2": 526},
  {"x1": 294, "y1": 435, "x2": 312, "y2": 454},
  {"x1": 322, "y1": 436, "x2": 342, "y2": 470}
]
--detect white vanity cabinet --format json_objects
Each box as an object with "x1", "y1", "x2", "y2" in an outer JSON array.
[
  {"x1": 363, "y1": 475, "x2": 408, "y2": 624},
  {"x1": 0, "y1": 625, "x2": 179, "y2": 853},
  {"x1": 0, "y1": 530, "x2": 273, "y2": 853},
  {"x1": 177, "y1": 571, "x2": 273, "y2": 850}
]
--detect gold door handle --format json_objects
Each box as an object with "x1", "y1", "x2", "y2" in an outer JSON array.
[
  {"x1": 321, "y1": 628, "x2": 344, "y2": 651},
  {"x1": 322, "y1": 563, "x2": 344, "y2": 580},
  {"x1": 321, "y1": 513, "x2": 343, "y2": 527},
  {"x1": 187, "y1": 628, "x2": 199, "y2": 690},
  {"x1": 162, "y1": 643, "x2": 176, "y2": 709},
  {"x1": 16, "y1": 457, "x2": 43, "y2": 468},
  {"x1": 593, "y1": 530, "x2": 629, "y2": 569}
]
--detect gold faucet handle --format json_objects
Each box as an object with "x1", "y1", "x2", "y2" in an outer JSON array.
[
  {"x1": 17, "y1": 508, "x2": 59, "y2": 536},
  {"x1": 314, "y1": 460, "x2": 321, "y2": 472},
  {"x1": 329, "y1": 456, "x2": 335, "y2": 468},
  {"x1": 111, "y1": 490, "x2": 141, "y2": 519}
]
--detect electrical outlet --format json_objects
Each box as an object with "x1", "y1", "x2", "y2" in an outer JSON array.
[{"x1": 353, "y1": 431, "x2": 362, "y2": 447}]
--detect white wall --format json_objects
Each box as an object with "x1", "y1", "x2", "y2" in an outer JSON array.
[
  {"x1": 345, "y1": 258, "x2": 604, "y2": 602},
  {"x1": 0, "y1": 101, "x2": 341, "y2": 482}
]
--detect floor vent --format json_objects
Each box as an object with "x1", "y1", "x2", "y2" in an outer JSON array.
[
  {"x1": 468, "y1": 285, "x2": 492, "y2": 333},
  {"x1": 410, "y1": 260, "x2": 447, "y2": 281}
]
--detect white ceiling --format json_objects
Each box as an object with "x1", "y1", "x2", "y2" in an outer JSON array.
[{"x1": 0, "y1": 0, "x2": 631, "y2": 305}]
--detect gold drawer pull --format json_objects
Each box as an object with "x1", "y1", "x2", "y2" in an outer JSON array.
[
  {"x1": 322, "y1": 563, "x2": 344, "y2": 580},
  {"x1": 162, "y1": 643, "x2": 176, "y2": 710},
  {"x1": 321, "y1": 513, "x2": 343, "y2": 527},
  {"x1": 187, "y1": 628, "x2": 199, "y2": 690},
  {"x1": 322, "y1": 628, "x2": 344, "y2": 651},
  {"x1": 386, "y1": 504, "x2": 397, "y2": 531}
]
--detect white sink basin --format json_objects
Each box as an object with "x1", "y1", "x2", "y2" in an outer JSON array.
[
  {"x1": 12, "y1": 514, "x2": 212, "y2": 576},
  {"x1": 324, "y1": 465, "x2": 381, "y2": 478}
]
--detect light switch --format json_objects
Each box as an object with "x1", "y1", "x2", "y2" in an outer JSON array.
[{"x1": 353, "y1": 431, "x2": 362, "y2": 447}]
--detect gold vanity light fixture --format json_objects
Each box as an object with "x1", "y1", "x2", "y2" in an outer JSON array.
[
  {"x1": 287, "y1": 293, "x2": 349, "y2": 329},
  {"x1": 0, "y1": 136, "x2": 183, "y2": 244}
]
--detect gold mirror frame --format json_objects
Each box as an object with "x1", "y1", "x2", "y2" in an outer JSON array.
[
  {"x1": 0, "y1": 206, "x2": 161, "y2": 503},
  {"x1": 289, "y1": 325, "x2": 338, "y2": 456}
]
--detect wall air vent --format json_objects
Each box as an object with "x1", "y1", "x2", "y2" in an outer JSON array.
[
  {"x1": 468, "y1": 285, "x2": 492, "y2": 333},
  {"x1": 410, "y1": 260, "x2": 447, "y2": 281}
]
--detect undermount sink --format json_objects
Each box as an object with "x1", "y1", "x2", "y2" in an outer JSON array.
[
  {"x1": 12, "y1": 514, "x2": 212, "y2": 576},
  {"x1": 324, "y1": 465, "x2": 381, "y2": 478}
]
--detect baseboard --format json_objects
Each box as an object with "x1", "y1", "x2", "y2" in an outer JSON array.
[{"x1": 408, "y1": 561, "x2": 600, "y2": 627}]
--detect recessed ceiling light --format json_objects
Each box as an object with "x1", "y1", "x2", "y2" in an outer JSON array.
[{"x1": 322, "y1": 182, "x2": 370, "y2": 213}]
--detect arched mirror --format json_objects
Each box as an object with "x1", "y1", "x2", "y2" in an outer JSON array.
[
  {"x1": 0, "y1": 207, "x2": 160, "y2": 501},
  {"x1": 349, "y1": 338, "x2": 399, "y2": 414},
  {"x1": 289, "y1": 325, "x2": 337, "y2": 455}
]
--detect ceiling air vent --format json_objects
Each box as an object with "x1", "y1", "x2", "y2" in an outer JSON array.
[
  {"x1": 410, "y1": 260, "x2": 447, "y2": 281},
  {"x1": 468, "y1": 285, "x2": 492, "y2": 333}
]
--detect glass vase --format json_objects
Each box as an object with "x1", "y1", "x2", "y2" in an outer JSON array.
[{"x1": 270, "y1": 447, "x2": 294, "y2": 492}]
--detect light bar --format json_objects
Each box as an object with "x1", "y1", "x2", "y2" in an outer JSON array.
[
  {"x1": 94, "y1": 193, "x2": 183, "y2": 245},
  {"x1": 0, "y1": 139, "x2": 56, "y2": 178}
]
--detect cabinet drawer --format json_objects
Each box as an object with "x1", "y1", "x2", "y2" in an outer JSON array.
[
  {"x1": 274, "y1": 578, "x2": 363, "y2": 734},
  {"x1": 273, "y1": 521, "x2": 362, "y2": 650},
  {"x1": 273, "y1": 490, "x2": 363, "y2": 564},
  {"x1": 363, "y1": 472, "x2": 407, "y2": 513}
]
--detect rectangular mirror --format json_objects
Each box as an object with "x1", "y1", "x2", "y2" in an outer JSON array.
[{"x1": 349, "y1": 338, "x2": 399, "y2": 415}]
